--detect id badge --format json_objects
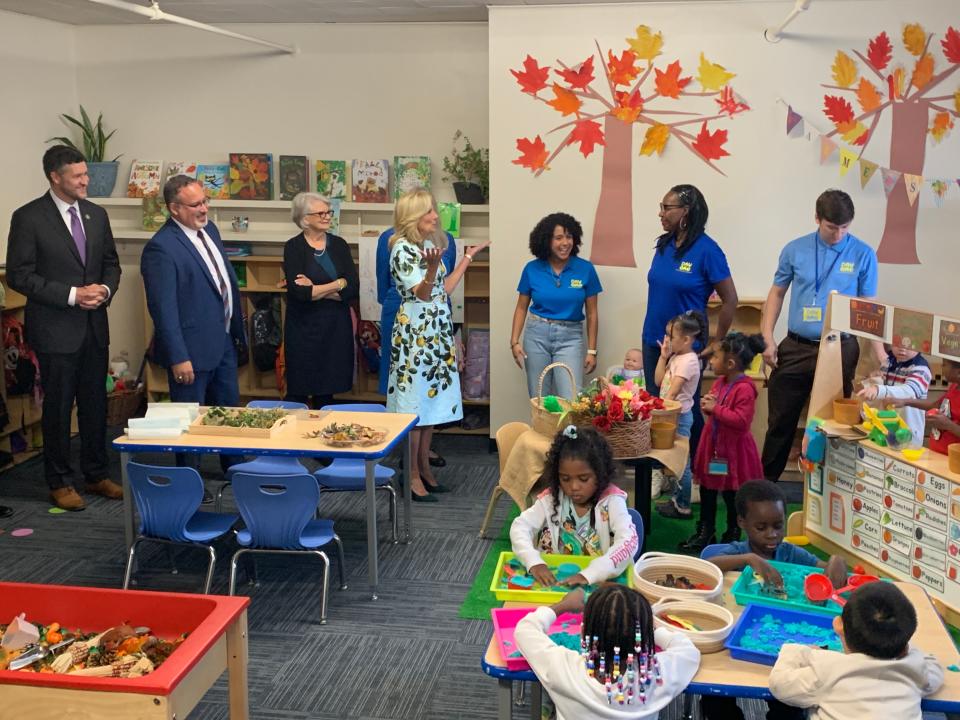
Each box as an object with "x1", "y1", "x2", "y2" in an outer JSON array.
[
  {"x1": 802, "y1": 306, "x2": 822, "y2": 323},
  {"x1": 708, "y1": 457, "x2": 729, "y2": 475}
]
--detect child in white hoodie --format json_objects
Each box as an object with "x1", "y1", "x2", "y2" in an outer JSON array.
[
  {"x1": 768, "y1": 580, "x2": 944, "y2": 720},
  {"x1": 515, "y1": 585, "x2": 700, "y2": 720},
  {"x1": 510, "y1": 425, "x2": 638, "y2": 587}
]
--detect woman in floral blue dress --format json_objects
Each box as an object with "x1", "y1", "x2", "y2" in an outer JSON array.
[{"x1": 387, "y1": 189, "x2": 489, "y2": 501}]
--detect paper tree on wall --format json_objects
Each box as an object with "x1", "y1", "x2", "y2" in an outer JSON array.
[
  {"x1": 510, "y1": 26, "x2": 749, "y2": 267},
  {"x1": 821, "y1": 24, "x2": 960, "y2": 264}
]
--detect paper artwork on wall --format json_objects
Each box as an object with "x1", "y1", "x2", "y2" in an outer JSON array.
[
  {"x1": 352, "y1": 159, "x2": 389, "y2": 203},
  {"x1": 228, "y1": 153, "x2": 273, "y2": 200},
  {"x1": 316, "y1": 160, "x2": 347, "y2": 199},
  {"x1": 126, "y1": 160, "x2": 162, "y2": 198},
  {"x1": 196, "y1": 164, "x2": 230, "y2": 199},
  {"x1": 357, "y1": 234, "x2": 380, "y2": 321},
  {"x1": 891, "y1": 307, "x2": 934, "y2": 353},
  {"x1": 278, "y1": 155, "x2": 308, "y2": 201}
]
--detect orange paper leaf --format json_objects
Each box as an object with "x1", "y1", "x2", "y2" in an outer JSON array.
[
  {"x1": 691, "y1": 122, "x2": 729, "y2": 161},
  {"x1": 640, "y1": 124, "x2": 670, "y2": 156},
  {"x1": 911, "y1": 53, "x2": 934, "y2": 90},
  {"x1": 942, "y1": 26, "x2": 960, "y2": 64},
  {"x1": 823, "y1": 95, "x2": 855, "y2": 125},
  {"x1": 930, "y1": 112, "x2": 954, "y2": 143},
  {"x1": 867, "y1": 31, "x2": 893, "y2": 71},
  {"x1": 513, "y1": 136, "x2": 549, "y2": 171},
  {"x1": 837, "y1": 120, "x2": 869, "y2": 146},
  {"x1": 855, "y1": 78, "x2": 883, "y2": 112},
  {"x1": 511, "y1": 55, "x2": 550, "y2": 95},
  {"x1": 715, "y1": 86, "x2": 749, "y2": 116},
  {"x1": 568, "y1": 119, "x2": 605, "y2": 158},
  {"x1": 655, "y1": 60, "x2": 692, "y2": 99},
  {"x1": 556, "y1": 56, "x2": 595, "y2": 90},
  {"x1": 607, "y1": 49, "x2": 639, "y2": 86},
  {"x1": 546, "y1": 84, "x2": 582, "y2": 117},
  {"x1": 612, "y1": 89, "x2": 644, "y2": 123},
  {"x1": 902, "y1": 23, "x2": 927, "y2": 56}
]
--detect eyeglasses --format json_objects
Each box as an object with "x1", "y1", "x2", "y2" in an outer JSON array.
[
  {"x1": 307, "y1": 210, "x2": 335, "y2": 219},
  {"x1": 659, "y1": 203, "x2": 684, "y2": 212},
  {"x1": 175, "y1": 197, "x2": 210, "y2": 209}
]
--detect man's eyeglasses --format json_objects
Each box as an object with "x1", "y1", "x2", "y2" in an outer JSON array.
[
  {"x1": 175, "y1": 198, "x2": 210, "y2": 209},
  {"x1": 659, "y1": 203, "x2": 684, "y2": 212},
  {"x1": 307, "y1": 210, "x2": 335, "y2": 219}
]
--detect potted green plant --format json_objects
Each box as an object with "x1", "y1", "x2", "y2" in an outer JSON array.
[
  {"x1": 47, "y1": 106, "x2": 122, "y2": 197},
  {"x1": 442, "y1": 130, "x2": 488, "y2": 204}
]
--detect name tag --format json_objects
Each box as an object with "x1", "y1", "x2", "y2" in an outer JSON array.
[
  {"x1": 570, "y1": 279, "x2": 583, "y2": 289},
  {"x1": 803, "y1": 306, "x2": 823, "y2": 322},
  {"x1": 708, "y1": 458, "x2": 729, "y2": 475},
  {"x1": 840, "y1": 262, "x2": 855, "y2": 273},
  {"x1": 678, "y1": 261, "x2": 693, "y2": 273}
]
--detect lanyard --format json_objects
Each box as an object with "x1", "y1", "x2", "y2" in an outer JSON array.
[
  {"x1": 711, "y1": 374, "x2": 747, "y2": 451},
  {"x1": 813, "y1": 235, "x2": 842, "y2": 303}
]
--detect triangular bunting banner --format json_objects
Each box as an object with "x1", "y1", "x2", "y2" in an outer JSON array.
[
  {"x1": 786, "y1": 106, "x2": 803, "y2": 136},
  {"x1": 903, "y1": 173, "x2": 922, "y2": 206},
  {"x1": 820, "y1": 136, "x2": 838, "y2": 165},
  {"x1": 838, "y1": 148, "x2": 857, "y2": 177},
  {"x1": 881, "y1": 168, "x2": 902, "y2": 196},
  {"x1": 858, "y1": 159, "x2": 878, "y2": 189},
  {"x1": 931, "y1": 180, "x2": 949, "y2": 208}
]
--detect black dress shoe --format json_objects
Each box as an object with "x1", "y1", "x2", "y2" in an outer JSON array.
[
  {"x1": 0, "y1": 505, "x2": 13, "y2": 519},
  {"x1": 423, "y1": 482, "x2": 451, "y2": 493},
  {"x1": 428, "y1": 453, "x2": 446, "y2": 468},
  {"x1": 201, "y1": 489, "x2": 215, "y2": 505},
  {"x1": 411, "y1": 492, "x2": 438, "y2": 503}
]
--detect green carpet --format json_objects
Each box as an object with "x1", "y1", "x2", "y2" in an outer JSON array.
[{"x1": 458, "y1": 500, "x2": 806, "y2": 621}]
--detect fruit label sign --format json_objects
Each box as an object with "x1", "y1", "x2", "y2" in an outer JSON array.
[
  {"x1": 829, "y1": 492, "x2": 846, "y2": 533},
  {"x1": 948, "y1": 560, "x2": 960, "y2": 584},
  {"x1": 855, "y1": 461, "x2": 884, "y2": 486},
  {"x1": 883, "y1": 492, "x2": 914, "y2": 519},
  {"x1": 884, "y1": 458, "x2": 917, "y2": 484},
  {"x1": 916, "y1": 505, "x2": 948, "y2": 534},
  {"x1": 881, "y1": 510, "x2": 914, "y2": 537},
  {"x1": 852, "y1": 495, "x2": 881, "y2": 520},
  {"x1": 914, "y1": 544, "x2": 946, "y2": 572},
  {"x1": 881, "y1": 546, "x2": 912, "y2": 575},
  {"x1": 857, "y1": 445, "x2": 886, "y2": 470},
  {"x1": 917, "y1": 487, "x2": 948, "y2": 516},
  {"x1": 853, "y1": 479, "x2": 882, "y2": 504},
  {"x1": 914, "y1": 522, "x2": 946, "y2": 547},
  {"x1": 807, "y1": 495, "x2": 823, "y2": 528},
  {"x1": 918, "y1": 471, "x2": 949, "y2": 496},
  {"x1": 852, "y1": 532, "x2": 881, "y2": 557},
  {"x1": 827, "y1": 438, "x2": 858, "y2": 462},
  {"x1": 891, "y1": 307, "x2": 934, "y2": 354},
  {"x1": 938, "y1": 319, "x2": 960, "y2": 361},
  {"x1": 912, "y1": 562, "x2": 945, "y2": 594},
  {"x1": 808, "y1": 466, "x2": 823, "y2": 495},
  {"x1": 827, "y1": 453, "x2": 857, "y2": 477},
  {"x1": 884, "y1": 474, "x2": 915, "y2": 500},
  {"x1": 849, "y1": 299, "x2": 886, "y2": 338},
  {"x1": 883, "y1": 526, "x2": 914, "y2": 557},
  {"x1": 852, "y1": 514, "x2": 881, "y2": 539},
  {"x1": 828, "y1": 470, "x2": 856, "y2": 494}
]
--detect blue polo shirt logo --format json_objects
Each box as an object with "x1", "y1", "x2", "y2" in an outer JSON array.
[
  {"x1": 570, "y1": 278, "x2": 583, "y2": 289},
  {"x1": 677, "y1": 261, "x2": 693, "y2": 273},
  {"x1": 840, "y1": 261, "x2": 855, "y2": 273}
]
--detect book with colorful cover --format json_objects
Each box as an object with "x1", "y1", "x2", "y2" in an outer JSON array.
[
  {"x1": 328, "y1": 198, "x2": 342, "y2": 235},
  {"x1": 126, "y1": 160, "x2": 162, "y2": 198},
  {"x1": 228, "y1": 152, "x2": 273, "y2": 200},
  {"x1": 316, "y1": 160, "x2": 347, "y2": 199},
  {"x1": 196, "y1": 164, "x2": 230, "y2": 199},
  {"x1": 393, "y1": 155, "x2": 431, "y2": 199},
  {"x1": 278, "y1": 155, "x2": 308, "y2": 201},
  {"x1": 437, "y1": 202, "x2": 461, "y2": 238},
  {"x1": 142, "y1": 195, "x2": 169, "y2": 232},
  {"x1": 351, "y1": 159, "x2": 389, "y2": 203},
  {"x1": 163, "y1": 161, "x2": 197, "y2": 183}
]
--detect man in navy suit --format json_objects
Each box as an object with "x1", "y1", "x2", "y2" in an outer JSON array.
[
  {"x1": 141, "y1": 175, "x2": 245, "y2": 423},
  {"x1": 6, "y1": 145, "x2": 122, "y2": 511}
]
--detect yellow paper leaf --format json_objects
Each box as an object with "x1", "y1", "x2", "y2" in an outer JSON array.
[
  {"x1": 640, "y1": 124, "x2": 670, "y2": 156},
  {"x1": 903, "y1": 23, "x2": 926, "y2": 56},
  {"x1": 626, "y1": 25, "x2": 663, "y2": 63},
  {"x1": 832, "y1": 51, "x2": 858, "y2": 88},
  {"x1": 891, "y1": 66, "x2": 905, "y2": 99},
  {"x1": 930, "y1": 111, "x2": 954, "y2": 143},
  {"x1": 912, "y1": 53, "x2": 934, "y2": 90},
  {"x1": 837, "y1": 120, "x2": 868, "y2": 144},
  {"x1": 856, "y1": 77, "x2": 882, "y2": 112},
  {"x1": 697, "y1": 53, "x2": 736, "y2": 91},
  {"x1": 955, "y1": 90, "x2": 960, "y2": 115}
]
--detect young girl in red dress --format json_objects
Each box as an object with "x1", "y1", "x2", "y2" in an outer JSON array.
[{"x1": 682, "y1": 332, "x2": 766, "y2": 552}]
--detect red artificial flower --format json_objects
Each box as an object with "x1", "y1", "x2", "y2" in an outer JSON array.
[
  {"x1": 639, "y1": 408, "x2": 652, "y2": 420},
  {"x1": 593, "y1": 415, "x2": 612, "y2": 432},
  {"x1": 639, "y1": 390, "x2": 651, "y2": 401},
  {"x1": 653, "y1": 398, "x2": 665, "y2": 410},
  {"x1": 608, "y1": 397, "x2": 625, "y2": 422}
]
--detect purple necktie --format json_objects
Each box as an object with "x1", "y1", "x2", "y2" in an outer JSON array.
[
  {"x1": 67, "y1": 206, "x2": 86, "y2": 264},
  {"x1": 197, "y1": 229, "x2": 230, "y2": 330}
]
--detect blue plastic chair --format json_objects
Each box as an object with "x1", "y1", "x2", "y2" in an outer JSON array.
[
  {"x1": 228, "y1": 472, "x2": 347, "y2": 624},
  {"x1": 217, "y1": 400, "x2": 309, "y2": 510},
  {"x1": 313, "y1": 403, "x2": 397, "y2": 543},
  {"x1": 628, "y1": 508, "x2": 645, "y2": 560},
  {"x1": 123, "y1": 462, "x2": 239, "y2": 593}
]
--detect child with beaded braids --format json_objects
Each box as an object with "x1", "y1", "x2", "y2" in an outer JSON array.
[
  {"x1": 511, "y1": 425, "x2": 638, "y2": 587},
  {"x1": 515, "y1": 585, "x2": 700, "y2": 719}
]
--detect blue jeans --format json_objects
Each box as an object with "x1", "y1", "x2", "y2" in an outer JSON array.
[
  {"x1": 523, "y1": 315, "x2": 584, "y2": 400},
  {"x1": 644, "y1": 342, "x2": 704, "y2": 470},
  {"x1": 672, "y1": 410, "x2": 694, "y2": 510}
]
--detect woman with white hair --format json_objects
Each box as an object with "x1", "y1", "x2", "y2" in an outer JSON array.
[
  {"x1": 282, "y1": 192, "x2": 358, "y2": 406},
  {"x1": 388, "y1": 189, "x2": 489, "y2": 500}
]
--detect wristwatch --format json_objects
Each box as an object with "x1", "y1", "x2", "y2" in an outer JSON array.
[{"x1": 586, "y1": 349, "x2": 598, "y2": 356}]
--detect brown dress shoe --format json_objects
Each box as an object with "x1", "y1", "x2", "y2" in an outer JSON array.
[
  {"x1": 86, "y1": 478, "x2": 123, "y2": 500},
  {"x1": 50, "y1": 487, "x2": 86, "y2": 511}
]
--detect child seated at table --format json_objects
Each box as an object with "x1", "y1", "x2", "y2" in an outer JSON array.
[
  {"x1": 611, "y1": 348, "x2": 645, "y2": 384},
  {"x1": 856, "y1": 343, "x2": 932, "y2": 447},
  {"x1": 893, "y1": 358, "x2": 960, "y2": 456},
  {"x1": 510, "y1": 425, "x2": 638, "y2": 587},
  {"x1": 698, "y1": 479, "x2": 848, "y2": 720},
  {"x1": 514, "y1": 585, "x2": 700, "y2": 719},
  {"x1": 768, "y1": 581, "x2": 944, "y2": 719}
]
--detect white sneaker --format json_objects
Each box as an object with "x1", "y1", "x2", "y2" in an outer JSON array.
[{"x1": 651, "y1": 469, "x2": 665, "y2": 497}]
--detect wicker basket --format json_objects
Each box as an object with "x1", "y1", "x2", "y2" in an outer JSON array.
[
  {"x1": 632, "y1": 552, "x2": 724, "y2": 604},
  {"x1": 604, "y1": 416, "x2": 652, "y2": 458},
  {"x1": 530, "y1": 362, "x2": 576, "y2": 437},
  {"x1": 651, "y1": 597, "x2": 734, "y2": 653},
  {"x1": 106, "y1": 387, "x2": 146, "y2": 427}
]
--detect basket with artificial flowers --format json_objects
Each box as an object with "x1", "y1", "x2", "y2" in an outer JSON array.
[{"x1": 569, "y1": 377, "x2": 680, "y2": 458}]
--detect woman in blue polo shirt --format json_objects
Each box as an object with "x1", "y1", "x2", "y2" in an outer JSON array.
[
  {"x1": 642, "y1": 185, "x2": 739, "y2": 461},
  {"x1": 510, "y1": 212, "x2": 602, "y2": 399}
]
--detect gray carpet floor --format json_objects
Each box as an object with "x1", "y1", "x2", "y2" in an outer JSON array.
[{"x1": 0, "y1": 432, "x2": 949, "y2": 719}]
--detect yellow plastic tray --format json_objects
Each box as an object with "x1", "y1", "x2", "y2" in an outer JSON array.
[{"x1": 489, "y1": 551, "x2": 633, "y2": 603}]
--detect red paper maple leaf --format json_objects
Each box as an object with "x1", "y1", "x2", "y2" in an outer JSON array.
[
  {"x1": 557, "y1": 56, "x2": 595, "y2": 89},
  {"x1": 568, "y1": 119, "x2": 605, "y2": 157},
  {"x1": 512, "y1": 136, "x2": 549, "y2": 170},
  {"x1": 715, "y1": 86, "x2": 749, "y2": 116},
  {"x1": 691, "y1": 122, "x2": 729, "y2": 160},
  {"x1": 607, "y1": 49, "x2": 639, "y2": 86},
  {"x1": 866, "y1": 31, "x2": 893, "y2": 71},
  {"x1": 942, "y1": 26, "x2": 960, "y2": 64},
  {"x1": 823, "y1": 95, "x2": 855, "y2": 125},
  {"x1": 511, "y1": 55, "x2": 549, "y2": 95},
  {"x1": 612, "y1": 89, "x2": 644, "y2": 123},
  {"x1": 654, "y1": 60, "x2": 691, "y2": 99}
]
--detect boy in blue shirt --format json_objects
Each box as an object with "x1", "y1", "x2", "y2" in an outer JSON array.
[{"x1": 700, "y1": 479, "x2": 847, "y2": 720}]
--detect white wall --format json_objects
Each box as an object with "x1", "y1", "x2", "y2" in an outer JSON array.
[{"x1": 489, "y1": 0, "x2": 960, "y2": 432}]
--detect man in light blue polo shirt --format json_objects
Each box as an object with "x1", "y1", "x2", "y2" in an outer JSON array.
[{"x1": 760, "y1": 189, "x2": 879, "y2": 481}]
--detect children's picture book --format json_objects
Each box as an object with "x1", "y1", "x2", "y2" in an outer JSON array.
[
  {"x1": 126, "y1": 160, "x2": 162, "y2": 198},
  {"x1": 196, "y1": 164, "x2": 230, "y2": 199},
  {"x1": 393, "y1": 155, "x2": 431, "y2": 199},
  {"x1": 328, "y1": 198, "x2": 342, "y2": 235},
  {"x1": 141, "y1": 195, "x2": 168, "y2": 232},
  {"x1": 351, "y1": 159, "x2": 389, "y2": 203},
  {"x1": 316, "y1": 160, "x2": 347, "y2": 200},
  {"x1": 228, "y1": 152, "x2": 273, "y2": 200},
  {"x1": 278, "y1": 155, "x2": 308, "y2": 201},
  {"x1": 437, "y1": 202, "x2": 462, "y2": 238},
  {"x1": 163, "y1": 161, "x2": 198, "y2": 183}
]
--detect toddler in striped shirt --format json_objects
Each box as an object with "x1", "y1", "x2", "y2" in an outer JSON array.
[{"x1": 857, "y1": 344, "x2": 931, "y2": 446}]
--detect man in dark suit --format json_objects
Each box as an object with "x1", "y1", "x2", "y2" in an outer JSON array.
[
  {"x1": 141, "y1": 174, "x2": 245, "y2": 424},
  {"x1": 6, "y1": 145, "x2": 122, "y2": 511}
]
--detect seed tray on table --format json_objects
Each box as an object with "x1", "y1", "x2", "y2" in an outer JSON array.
[
  {"x1": 491, "y1": 607, "x2": 583, "y2": 671},
  {"x1": 489, "y1": 552, "x2": 632, "y2": 603},
  {"x1": 730, "y1": 559, "x2": 854, "y2": 616},
  {"x1": 724, "y1": 603, "x2": 842, "y2": 666}
]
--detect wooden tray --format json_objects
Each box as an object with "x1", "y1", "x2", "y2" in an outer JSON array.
[{"x1": 187, "y1": 412, "x2": 295, "y2": 439}]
